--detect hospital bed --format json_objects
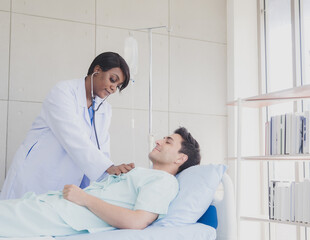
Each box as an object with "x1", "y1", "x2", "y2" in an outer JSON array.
[
  {"x1": 56, "y1": 173, "x2": 237, "y2": 240},
  {"x1": 1, "y1": 170, "x2": 236, "y2": 240}
]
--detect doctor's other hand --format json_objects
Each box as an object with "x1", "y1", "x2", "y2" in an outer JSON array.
[
  {"x1": 106, "y1": 163, "x2": 135, "y2": 175},
  {"x1": 63, "y1": 184, "x2": 88, "y2": 206}
]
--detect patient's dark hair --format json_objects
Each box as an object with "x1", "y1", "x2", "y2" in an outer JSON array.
[
  {"x1": 174, "y1": 127, "x2": 201, "y2": 174},
  {"x1": 87, "y1": 52, "x2": 130, "y2": 92}
]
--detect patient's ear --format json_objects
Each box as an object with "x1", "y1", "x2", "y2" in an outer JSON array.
[{"x1": 176, "y1": 154, "x2": 188, "y2": 165}]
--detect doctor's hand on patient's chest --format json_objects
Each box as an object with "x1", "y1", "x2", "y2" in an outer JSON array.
[{"x1": 106, "y1": 163, "x2": 135, "y2": 175}]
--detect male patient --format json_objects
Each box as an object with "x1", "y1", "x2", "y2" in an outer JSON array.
[{"x1": 0, "y1": 127, "x2": 201, "y2": 237}]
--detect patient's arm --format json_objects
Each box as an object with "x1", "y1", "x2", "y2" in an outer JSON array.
[{"x1": 63, "y1": 184, "x2": 158, "y2": 230}]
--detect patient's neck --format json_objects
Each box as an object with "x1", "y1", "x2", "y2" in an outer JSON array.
[{"x1": 152, "y1": 163, "x2": 177, "y2": 176}]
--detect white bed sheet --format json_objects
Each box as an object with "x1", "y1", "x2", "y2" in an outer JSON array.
[
  {"x1": 55, "y1": 223, "x2": 216, "y2": 240},
  {"x1": 0, "y1": 224, "x2": 215, "y2": 240}
]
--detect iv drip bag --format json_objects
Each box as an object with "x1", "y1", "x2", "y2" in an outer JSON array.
[{"x1": 124, "y1": 36, "x2": 138, "y2": 76}]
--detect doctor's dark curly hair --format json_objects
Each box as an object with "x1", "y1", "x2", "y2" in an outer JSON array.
[
  {"x1": 87, "y1": 52, "x2": 130, "y2": 92},
  {"x1": 174, "y1": 127, "x2": 201, "y2": 174}
]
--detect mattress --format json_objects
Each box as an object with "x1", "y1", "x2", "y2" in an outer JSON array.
[{"x1": 55, "y1": 224, "x2": 216, "y2": 240}]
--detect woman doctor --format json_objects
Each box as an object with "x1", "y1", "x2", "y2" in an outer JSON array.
[{"x1": 0, "y1": 52, "x2": 134, "y2": 200}]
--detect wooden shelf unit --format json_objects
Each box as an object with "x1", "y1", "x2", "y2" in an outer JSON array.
[
  {"x1": 240, "y1": 215, "x2": 310, "y2": 227},
  {"x1": 228, "y1": 84, "x2": 310, "y2": 235},
  {"x1": 227, "y1": 84, "x2": 310, "y2": 108},
  {"x1": 226, "y1": 155, "x2": 310, "y2": 161}
]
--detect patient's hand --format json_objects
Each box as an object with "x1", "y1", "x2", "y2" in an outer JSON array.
[
  {"x1": 107, "y1": 163, "x2": 135, "y2": 175},
  {"x1": 63, "y1": 184, "x2": 89, "y2": 206}
]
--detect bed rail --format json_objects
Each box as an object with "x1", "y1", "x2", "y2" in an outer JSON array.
[{"x1": 213, "y1": 173, "x2": 237, "y2": 240}]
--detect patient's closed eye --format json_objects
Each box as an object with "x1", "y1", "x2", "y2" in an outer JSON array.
[{"x1": 164, "y1": 136, "x2": 174, "y2": 144}]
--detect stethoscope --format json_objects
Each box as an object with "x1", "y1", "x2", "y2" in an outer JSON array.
[{"x1": 90, "y1": 71, "x2": 109, "y2": 150}]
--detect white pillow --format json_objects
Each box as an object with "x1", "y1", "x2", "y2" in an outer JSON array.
[{"x1": 152, "y1": 164, "x2": 227, "y2": 227}]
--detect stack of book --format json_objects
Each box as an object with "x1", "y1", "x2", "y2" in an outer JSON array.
[
  {"x1": 269, "y1": 179, "x2": 310, "y2": 223},
  {"x1": 265, "y1": 112, "x2": 310, "y2": 155}
]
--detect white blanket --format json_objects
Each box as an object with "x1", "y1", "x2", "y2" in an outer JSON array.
[
  {"x1": 56, "y1": 224, "x2": 216, "y2": 240},
  {"x1": 0, "y1": 224, "x2": 216, "y2": 240}
]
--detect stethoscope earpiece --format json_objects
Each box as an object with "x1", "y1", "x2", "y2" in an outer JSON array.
[{"x1": 90, "y1": 71, "x2": 108, "y2": 111}]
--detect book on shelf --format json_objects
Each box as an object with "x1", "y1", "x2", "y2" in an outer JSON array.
[
  {"x1": 294, "y1": 183, "x2": 298, "y2": 222},
  {"x1": 297, "y1": 182, "x2": 303, "y2": 222},
  {"x1": 303, "y1": 179, "x2": 310, "y2": 223},
  {"x1": 266, "y1": 112, "x2": 307, "y2": 155},
  {"x1": 270, "y1": 116, "x2": 284, "y2": 155},
  {"x1": 265, "y1": 121, "x2": 270, "y2": 155},
  {"x1": 291, "y1": 114, "x2": 297, "y2": 154},
  {"x1": 271, "y1": 116, "x2": 275, "y2": 155},
  {"x1": 279, "y1": 184, "x2": 288, "y2": 221},
  {"x1": 273, "y1": 182, "x2": 280, "y2": 220},
  {"x1": 303, "y1": 112, "x2": 310, "y2": 154},
  {"x1": 269, "y1": 180, "x2": 278, "y2": 220},
  {"x1": 295, "y1": 182, "x2": 300, "y2": 222},
  {"x1": 290, "y1": 182, "x2": 295, "y2": 222},
  {"x1": 269, "y1": 179, "x2": 310, "y2": 223},
  {"x1": 284, "y1": 185, "x2": 290, "y2": 221},
  {"x1": 270, "y1": 181, "x2": 290, "y2": 221},
  {"x1": 278, "y1": 182, "x2": 290, "y2": 221},
  {"x1": 285, "y1": 113, "x2": 292, "y2": 155},
  {"x1": 279, "y1": 115, "x2": 285, "y2": 155},
  {"x1": 296, "y1": 114, "x2": 304, "y2": 154},
  {"x1": 305, "y1": 162, "x2": 310, "y2": 178}
]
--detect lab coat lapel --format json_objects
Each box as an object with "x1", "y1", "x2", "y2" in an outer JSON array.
[{"x1": 76, "y1": 78, "x2": 92, "y2": 128}]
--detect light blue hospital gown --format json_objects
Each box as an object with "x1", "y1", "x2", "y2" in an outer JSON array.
[{"x1": 0, "y1": 167, "x2": 178, "y2": 237}]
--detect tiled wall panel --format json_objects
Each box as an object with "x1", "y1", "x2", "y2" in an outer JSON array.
[
  {"x1": 0, "y1": 0, "x2": 10, "y2": 11},
  {"x1": 96, "y1": 0, "x2": 168, "y2": 34},
  {"x1": 0, "y1": 12, "x2": 10, "y2": 100},
  {"x1": 170, "y1": 37, "x2": 227, "y2": 115},
  {"x1": 12, "y1": 0, "x2": 95, "y2": 23},
  {"x1": 170, "y1": 0, "x2": 226, "y2": 43},
  {"x1": 9, "y1": 14, "x2": 95, "y2": 102},
  {"x1": 0, "y1": 101, "x2": 8, "y2": 190}
]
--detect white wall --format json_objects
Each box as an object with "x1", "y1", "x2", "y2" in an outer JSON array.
[
  {"x1": 227, "y1": 0, "x2": 263, "y2": 239},
  {"x1": 0, "y1": 0, "x2": 227, "y2": 190}
]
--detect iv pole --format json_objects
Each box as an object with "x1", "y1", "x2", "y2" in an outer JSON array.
[{"x1": 134, "y1": 26, "x2": 168, "y2": 167}]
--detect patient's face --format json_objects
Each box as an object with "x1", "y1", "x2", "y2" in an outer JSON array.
[{"x1": 149, "y1": 133, "x2": 183, "y2": 165}]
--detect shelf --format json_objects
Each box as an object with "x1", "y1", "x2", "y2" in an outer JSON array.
[
  {"x1": 226, "y1": 155, "x2": 310, "y2": 161},
  {"x1": 227, "y1": 84, "x2": 310, "y2": 108},
  {"x1": 240, "y1": 215, "x2": 310, "y2": 227},
  {"x1": 229, "y1": 85, "x2": 310, "y2": 233}
]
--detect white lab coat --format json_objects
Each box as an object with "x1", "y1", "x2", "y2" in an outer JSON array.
[{"x1": 0, "y1": 78, "x2": 113, "y2": 199}]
